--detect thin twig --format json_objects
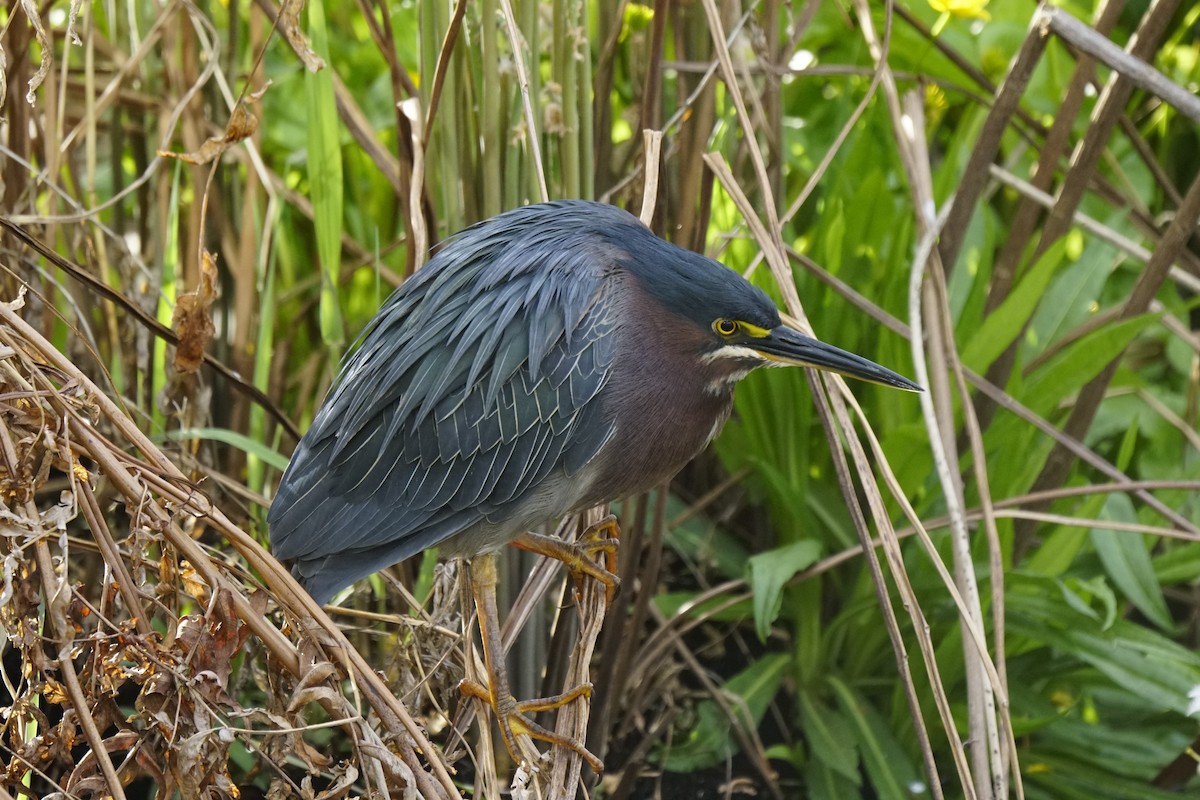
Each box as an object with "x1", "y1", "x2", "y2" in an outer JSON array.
[{"x1": 422, "y1": 0, "x2": 469, "y2": 146}]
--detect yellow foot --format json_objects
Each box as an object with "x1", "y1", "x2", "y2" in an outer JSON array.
[
  {"x1": 513, "y1": 516, "x2": 622, "y2": 604},
  {"x1": 459, "y1": 678, "x2": 604, "y2": 773}
]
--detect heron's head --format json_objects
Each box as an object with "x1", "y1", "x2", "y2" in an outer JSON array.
[{"x1": 612, "y1": 223, "x2": 921, "y2": 394}]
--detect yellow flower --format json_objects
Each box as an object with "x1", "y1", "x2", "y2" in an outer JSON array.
[{"x1": 929, "y1": 0, "x2": 991, "y2": 20}]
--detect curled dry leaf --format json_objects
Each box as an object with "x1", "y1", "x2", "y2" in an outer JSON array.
[
  {"x1": 314, "y1": 762, "x2": 359, "y2": 800},
  {"x1": 195, "y1": 591, "x2": 248, "y2": 689},
  {"x1": 286, "y1": 683, "x2": 342, "y2": 713},
  {"x1": 279, "y1": 0, "x2": 326, "y2": 72},
  {"x1": 172, "y1": 250, "x2": 219, "y2": 374},
  {"x1": 159, "y1": 100, "x2": 262, "y2": 165},
  {"x1": 66, "y1": 0, "x2": 84, "y2": 45},
  {"x1": 287, "y1": 734, "x2": 334, "y2": 772},
  {"x1": 19, "y1": 0, "x2": 52, "y2": 103}
]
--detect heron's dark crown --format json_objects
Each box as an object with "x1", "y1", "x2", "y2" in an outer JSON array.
[
  {"x1": 440, "y1": 199, "x2": 781, "y2": 341},
  {"x1": 587, "y1": 206, "x2": 781, "y2": 337}
]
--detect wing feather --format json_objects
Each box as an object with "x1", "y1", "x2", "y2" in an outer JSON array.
[{"x1": 268, "y1": 201, "x2": 637, "y2": 601}]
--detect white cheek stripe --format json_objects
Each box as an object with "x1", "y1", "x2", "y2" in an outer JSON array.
[{"x1": 699, "y1": 344, "x2": 771, "y2": 365}]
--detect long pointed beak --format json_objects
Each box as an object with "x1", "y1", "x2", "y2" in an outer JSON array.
[{"x1": 752, "y1": 326, "x2": 922, "y2": 392}]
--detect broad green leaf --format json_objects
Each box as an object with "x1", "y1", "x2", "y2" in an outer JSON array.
[
  {"x1": 652, "y1": 591, "x2": 752, "y2": 623},
  {"x1": 658, "y1": 702, "x2": 728, "y2": 772},
  {"x1": 1025, "y1": 528, "x2": 1089, "y2": 577},
  {"x1": 1023, "y1": 313, "x2": 1159, "y2": 415},
  {"x1": 306, "y1": 0, "x2": 345, "y2": 352},
  {"x1": 1056, "y1": 576, "x2": 1117, "y2": 630},
  {"x1": 1025, "y1": 752, "x2": 1191, "y2": 800},
  {"x1": 1024, "y1": 494, "x2": 1104, "y2": 576},
  {"x1": 1036, "y1": 717, "x2": 1193, "y2": 784},
  {"x1": 808, "y1": 758, "x2": 862, "y2": 800},
  {"x1": 725, "y1": 653, "x2": 790, "y2": 722},
  {"x1": 1030, "y1": 211, "x2": 1127, "y2": 348},
  {"x1": 798, "y1": 691, "x2": 860, "y2": 783},
  {"x1": 655, "y1": 491, "x2": 750, "y2": 579},
  {"x1": 828, "y1": 677, "x2": 920, "y2": 800},
  {"x1": 1009, "y1": 587, "x2": 1200, "y2": 714},
  {"x1": 1154, "y1": 542, "x2": 1200, "y2": 585},
  {"x1": 1091, "y1": 494, "x2": 1174, "y2": 632},
  {"x1": 961, "y1": 238, "x2": 1067, "y2": 373},
  {"x1": 163, "y1": 428, "x2": 291, "y2": 472},
  {"x1": 746, "y1": 540, "x2": 822, "y2": 641}
]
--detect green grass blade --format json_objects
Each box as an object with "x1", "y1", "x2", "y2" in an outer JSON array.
[
  {"x1": 163, "y1": 428, "x2": 291, "y2": 473},
  {"x1": 1091, "y1": 494, "x2": 1174, "y2": 632},
  {"x1": 961, "y1": 238, "x2": 1066, "y2": 373},
  {"x1": 305, "y1": 0, "x2": 345, "y2": 353}
]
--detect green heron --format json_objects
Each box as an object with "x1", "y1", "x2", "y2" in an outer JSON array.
[{"x1": 268, "y1": 200, "x2": 919, "y2": 770}]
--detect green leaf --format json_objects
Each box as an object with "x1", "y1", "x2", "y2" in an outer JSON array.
[
  {"x1": 657, "y1": 492, "x2": 751, "y2": 579},
  {"x1": 1153, "y1": 542, "x2": 1200, "y2": 585},
  {"x1": 248, "y1": 201, "x2": 282, "y2": 496},
  {"x1": 659, "y1": 654, "x2": 789, "y2": 771},
  {"x1": 306, "y1": 0, "x2": 345, "y2": 352},
  {"x1": 1009, "y1": 585, "x2": 1200, "y2": 714},
  {"x1": 652, "y1": 591, "x2": 752, "y2": 623},
  {"x1": 808, "y1": 758, "x2": 863, "y2": 800},
  {"x1": 1091, "y1": 494, "x2": 1174, "y2": 632},
  {"x1": 828, "y1": 677, "x2": 920, "y2": 800},
  {"x1": 1024, "y1": 494, "x2": 1104, "y2": 576},
  {"x1": 658, "y1": 702, "x2": 728, "y2": 772},
  {"x1": 1056, "y1": 576, "x2": 1117, "y2": 630},
  {"x1": 1026, "y1": 752, "x2": 1192, "y2": 800},
  {"x1": 1023, "y1": 314, "x2": 1158, "y2": 415},
  {"x1": 162, "y1": 428, "x2": 291, "y2": 472},
  {"x1": 746, "y1": 540, "x2": 822, "y2": 641},
  {"x1": 1025, "y1": 527, "x2": 1089, "y2": 577},
  {"x1": 798, "y1": 691, "x2": 861, "y2": 783},
  {"x1": 961, "y1": 238, "x2": 1066, "y2": 373}
]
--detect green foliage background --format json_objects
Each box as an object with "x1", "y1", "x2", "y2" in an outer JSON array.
[{"x1": 2, "y1": 0, "x2": 1199, "y2": 797}]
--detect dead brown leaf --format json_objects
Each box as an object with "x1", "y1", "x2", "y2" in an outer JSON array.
[
  {"x1": 172, "y1": 250, "x2": 219, "y2": 374},
  {"x1": 288, "y1": 732, "x2": 334, "y2": 771},
  {"x1": 19, "y1": 0, "x2": 52, "y2": 103},
  {"x1": 314, "y1": 762, "x2": 359, "y2": 800},
  {"x1": 279, "y1": 0, "x2": 326, "y2": 72},
  {"x1": 159, "y1": 100, "x2": 262, "y2": 165}
]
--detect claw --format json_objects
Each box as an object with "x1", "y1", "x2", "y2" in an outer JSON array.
[
  {"x1": 513, "y1": 515, "x2": 622, "y2": 604},
  {"x1": 458, "y1": 678, "x2": 603, "y2": 773}
]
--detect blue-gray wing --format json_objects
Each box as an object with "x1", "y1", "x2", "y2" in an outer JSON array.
[{"x1": 268, "y1": 210, "x2": 621, "y2": 602}]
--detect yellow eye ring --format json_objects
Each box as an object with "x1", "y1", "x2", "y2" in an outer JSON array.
[{"x1": 714, "y1": 318, "x2": 738, "y2": 336}]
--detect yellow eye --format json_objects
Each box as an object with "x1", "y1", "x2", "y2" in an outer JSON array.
[{"x1": 714, "y1": 318, "x2": 738, "y2": 336}]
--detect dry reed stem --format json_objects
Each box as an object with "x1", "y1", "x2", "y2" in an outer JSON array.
[{"x1": 860, "y1": 3, "x2": 1007, "y2": 789}]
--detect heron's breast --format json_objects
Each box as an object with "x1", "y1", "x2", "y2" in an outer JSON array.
[{"x1": 581, "y1": 294, "x2": 736, "y2": 503}]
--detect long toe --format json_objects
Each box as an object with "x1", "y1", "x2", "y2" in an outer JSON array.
[
  {"x1": 460, "y1": 679, "x2": 604, "y2": 773},
  {"x1": 513, "y1": 523, "x2": 622, "y2": 604}
]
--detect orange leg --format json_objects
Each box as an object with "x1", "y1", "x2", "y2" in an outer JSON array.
[
  {"x1": 512, "y1": 514, "x2": 621, "y2": 603},
  {"x1": 459, "y1": 552, "x2": 604, "y2": 773}
]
